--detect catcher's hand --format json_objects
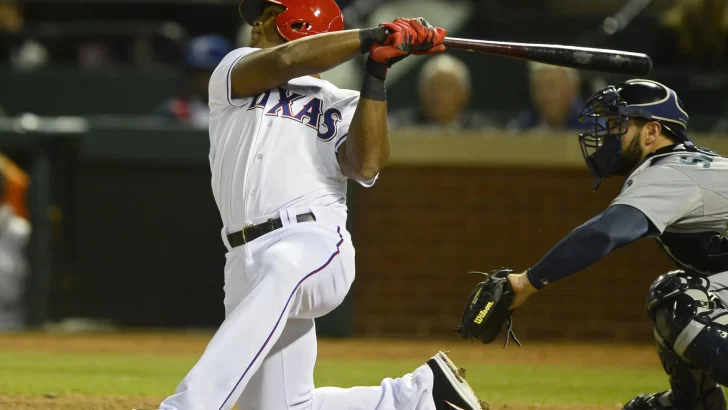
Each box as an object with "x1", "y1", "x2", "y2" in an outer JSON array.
[{"x1": 456, "y1": 268, "x2": 522, "y2": 348}]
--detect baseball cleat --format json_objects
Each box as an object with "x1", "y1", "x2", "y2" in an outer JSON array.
[
  {"x1": 427, "y1": 351, "x2": 489, "y2": 410},
  {"x1": 623, "y1": 388, "x2": 727, "y2": 410},
  {"x1": 622, "y1": 391, "x2": 673, "y2": 409}
]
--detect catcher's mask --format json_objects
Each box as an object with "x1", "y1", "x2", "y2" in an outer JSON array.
[{"x1": 578, "y1": 79, "x2": 692, "y2": 190}]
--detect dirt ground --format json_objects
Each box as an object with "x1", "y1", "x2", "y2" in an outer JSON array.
[
  {"x1": 0, "y1": 331, "x2": 655, "y2": 410},
  {"x1": 0, "y1": 394, "x2": 165, "y2": 410},
  {"x1": 0, "y1": 394, "x2": 624, "y2": 410},
  {"x1": 0, "y1": 331, "x2": 661, "y2": 367}
]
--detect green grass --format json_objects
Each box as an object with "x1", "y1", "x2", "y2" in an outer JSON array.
[
  {"x1": 315, "y1": 361, "x2": 670, "y2": 405},
  {"x1": 0, "y1": 351, "x2": 724, "y2": 405},
  {"x1": 0, "y1": 351, "x2": 193, "y2": 396}
]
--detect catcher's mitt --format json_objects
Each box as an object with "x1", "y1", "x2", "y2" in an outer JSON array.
[{"x1": 456, "y1": 268, "x2": 521, "y2": 348}]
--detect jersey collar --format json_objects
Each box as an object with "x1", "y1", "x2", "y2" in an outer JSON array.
[{"x1": 623, "y1": 144, "x2": 687, "y2": 180}]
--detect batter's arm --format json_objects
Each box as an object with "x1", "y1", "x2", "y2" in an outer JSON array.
[
  {"x1": 337, "y1": 34, "x2": 417, "y2": 182},
  {"x1": 335, "y1": 18, "x2": 445, "y2": 181},
  {"x1": 231, "y1": 29, "x2": 385, "y2": 99},
  {"x1": 337, "y1": 96, "x2": 389, "y2": 181}
]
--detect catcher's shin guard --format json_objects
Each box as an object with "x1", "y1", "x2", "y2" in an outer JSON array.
[
  {"x1": 630, "y1": 270, "x2": 728, "y2": 410},
  {"x1": 623, "y1": 391, "x2": 675, "y2": 410},
  {"x1": 647, "y1": 271, "x2": 728, "y2": 385},
  {"x1": 658, "y1": 343, "x2": 727, "y2": 410},
  {"x1": 622, "y1": 345, "x2": 727, "y2": 409}
]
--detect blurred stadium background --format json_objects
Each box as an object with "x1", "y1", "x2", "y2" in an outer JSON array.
[
  {"x1": 3, "y1": 0, "x2": 728, "y2": 341},
  {"x1": 1, "y1": 0, "x2": 728, "y2": 399}
]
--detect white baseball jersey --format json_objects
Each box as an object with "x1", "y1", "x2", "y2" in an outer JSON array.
[
  {"x1": 611, "y1": 146, "x2": 728, "y2": 275},
  {"x1": 207, "y1": 47, "x2": 375, "y2": 231},
  {"x1": 162, "y1": 48, "x2": 443, "y2": 410}
]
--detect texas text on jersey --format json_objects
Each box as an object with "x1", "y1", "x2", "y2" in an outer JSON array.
[{"x1": 208, "y1": 47, "x2": 367, "y2": 231}]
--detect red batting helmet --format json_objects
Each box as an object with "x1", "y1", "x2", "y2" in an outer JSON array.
[{"x1": 239, "y1": 0, "x2": 345, "y2": 42}]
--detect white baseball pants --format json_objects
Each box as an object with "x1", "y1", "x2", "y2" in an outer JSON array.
[{"x1": 159, "y1": 208, "x2": 436, "y2": 410}]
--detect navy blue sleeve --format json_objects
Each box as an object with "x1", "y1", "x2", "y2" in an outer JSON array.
[{"x1": 526, "y1": 204, "x2": 657, "y2": 289}]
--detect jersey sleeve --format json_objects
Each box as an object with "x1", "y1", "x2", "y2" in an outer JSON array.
[
  {"x1": 332, "y1": 95, "x2": 358, "y2": 154},
  {"x1": 208, "y1": 47, "x2": 259, "y2": 108},
  {"x1": 611, "y1": 165, "x2": 704, "y2": 233},
  {"x1": 333, "y1": 94, "x2": 379, "y2": 188}
]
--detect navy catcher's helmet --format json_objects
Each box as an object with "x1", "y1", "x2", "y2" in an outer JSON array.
[
  {"x1": 185, "y1": 35, "x2": 233, "y2": 71},
  {"x1": 578, "y1": 79, "x2": 692, "y2": 190}
]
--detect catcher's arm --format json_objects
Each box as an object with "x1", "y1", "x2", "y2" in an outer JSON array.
[
  {"x1": 526, "y1": 204, "x2": 653, "y2": 290},
  {"x1": 456, "y1": 268, "x2": 522, "y2": 348},
  {"x1": 506, "y1": 271, "x2": 538, "y2": 310},
  {"x1": 457, "y1": 205, "x2": 655, "y2": 346}
]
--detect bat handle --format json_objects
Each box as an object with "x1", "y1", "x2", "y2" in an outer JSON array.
[{"x1": 376, "y1": 26, "x2": 391, "y2": 44}]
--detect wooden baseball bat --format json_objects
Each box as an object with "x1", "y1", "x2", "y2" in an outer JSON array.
[{"x1": 443, "y1": 37, "x2": 653, "y2": 76}]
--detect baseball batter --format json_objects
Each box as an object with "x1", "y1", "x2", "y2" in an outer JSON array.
[
  {"x1": 493, "y1": 79, "x2": 728, "y2": 409},
  {"x1": 155, "y1": 1, "x2": 486, "y2": 410}
]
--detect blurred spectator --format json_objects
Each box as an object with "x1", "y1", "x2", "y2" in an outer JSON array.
[
  {"x1": 656, "y1": 0, "x2": 728, "y2": 68},
  {"x1": 77, "y1": 41, "x2": 115, "y2": 70},
  {"x1": 0, "y1": 0, "x2": 22, "y2": 62},
  {"x1": 0, "y1": 0, "x2": 48, "y2": 70},
  {"x1": 155, "y1": 35, "x2": 233, "y2": 128},
  {"x1": 389, "y1": 54, "x2": 495, "y2": 130},
  {"x1": 0, "y1": 153, "x2": 29, "y2": 220},
  {"x1": 508, "y1": 62, "x2": 586, "y2": 132},
  {"x1": 0, "y1": 165, "x2": 30, "y2": 331}
]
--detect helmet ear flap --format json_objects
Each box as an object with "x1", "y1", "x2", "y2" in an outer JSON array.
[
  {"x1": 251, "y1": 0, "x2": 344, "y2": 42},
  {"x1": 286, "y1": 19, "x2": 313, "y2": 34}
]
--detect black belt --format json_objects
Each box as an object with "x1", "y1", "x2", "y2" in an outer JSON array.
[{"x1": 227, "y1": 212, "x2": 316, "y2": 248}]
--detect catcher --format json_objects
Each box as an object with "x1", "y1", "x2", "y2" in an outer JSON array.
[{"x1": 457, "y1": 79, "x2": 728, "y2": 410}]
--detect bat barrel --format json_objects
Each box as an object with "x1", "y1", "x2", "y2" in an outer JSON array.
[
  {"x1": 524, "y1": 44, "x2": 652, "y2": 76},
  {"x1": 443, "y1": 38, "x2": 653, "y2": 76}
]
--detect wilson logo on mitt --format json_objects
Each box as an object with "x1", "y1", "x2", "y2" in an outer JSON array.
[
  {"x1": 456, "y1": 268, "x2": 521, "y2": 348},
  {"x1": 473, "y1": 301, "x2": 494, "y2": 324}
]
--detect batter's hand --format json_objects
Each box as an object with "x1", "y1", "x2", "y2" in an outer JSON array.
[
  {"x1": 393, "y1": 17, "x2": 447, "y2": 55},
  {"x1": 507, "y1": 271, "x2": 539, "y2": 310},
  {"x1": 369, "y1": 21, "x2": 414, "y2": 67}
]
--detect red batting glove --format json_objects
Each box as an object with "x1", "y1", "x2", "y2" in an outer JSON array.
[
  {"x1": 393, "y1": 17, "x2": 446, "y2": 55},
  {"x1": 368, "y1": 21, "x2": 414, "y2": 67}
]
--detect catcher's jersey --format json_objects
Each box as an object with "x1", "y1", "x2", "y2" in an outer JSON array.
[
  {"x1": 611, "y1": 146, "x2": 728, "y2": 275},
  {"x1": 208, "y1": 47, "x2": 375, "y2": 231}
]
